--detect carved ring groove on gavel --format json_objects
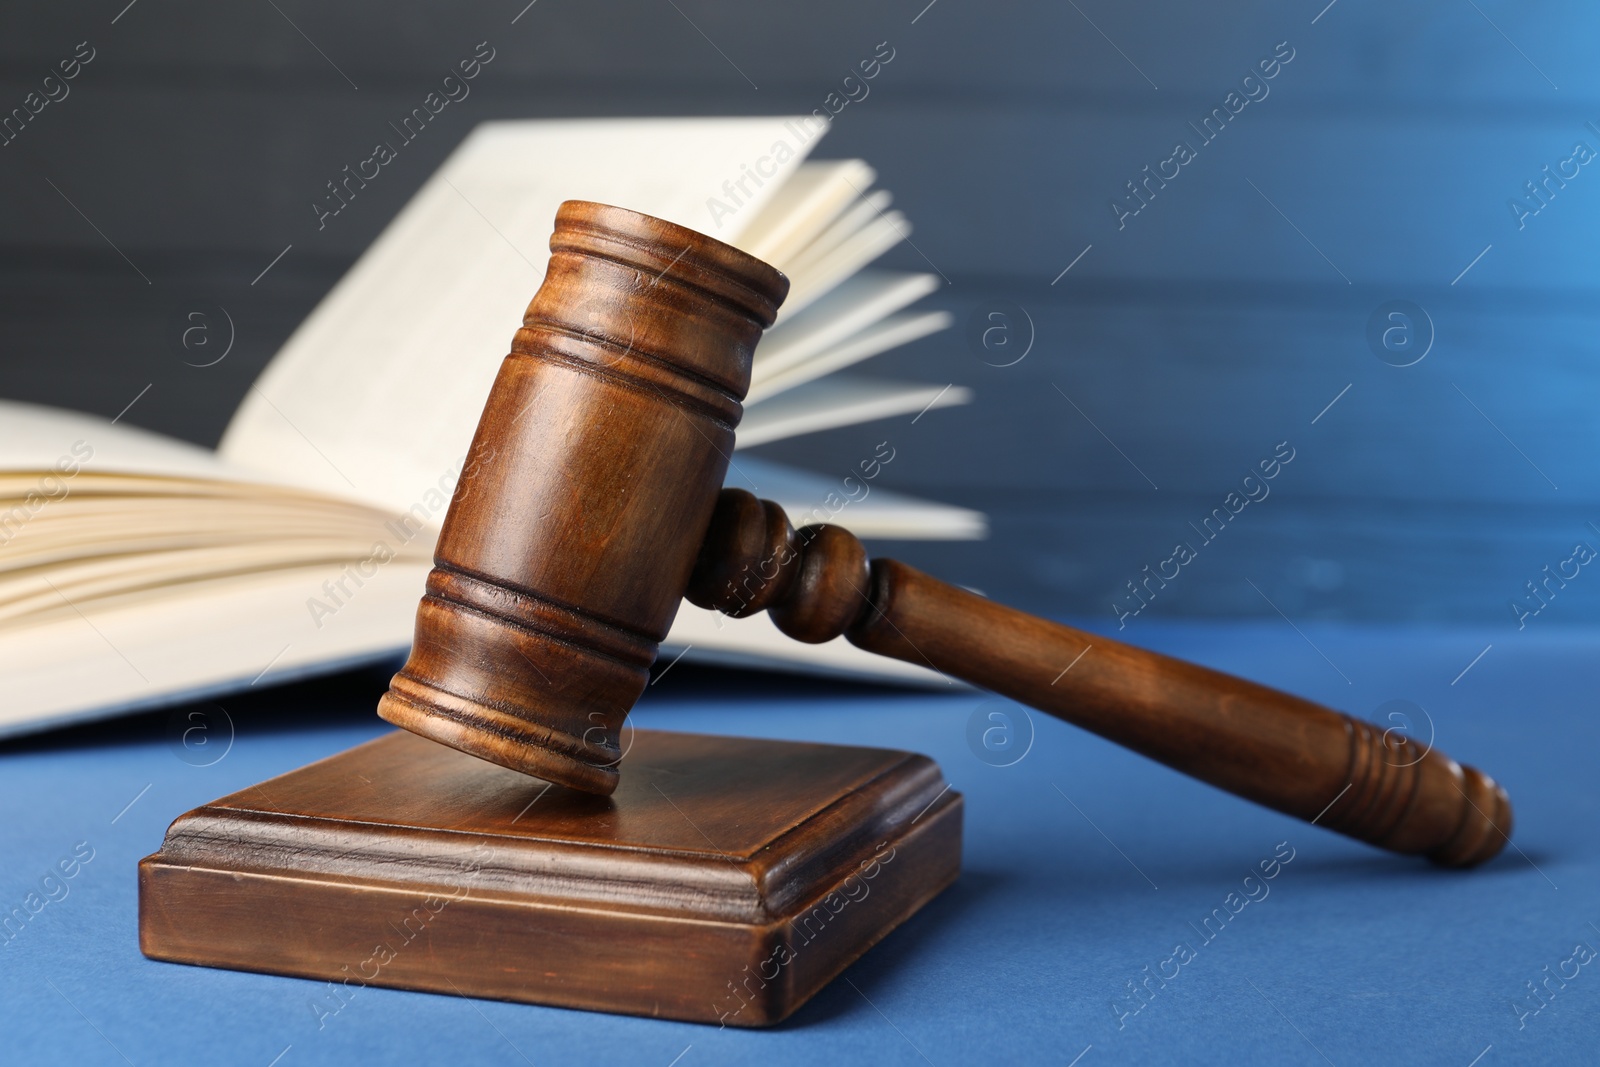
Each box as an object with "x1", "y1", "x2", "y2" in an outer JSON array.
[{"x1": 378, "y1": 200, "x2": 1512, "y2": 869}]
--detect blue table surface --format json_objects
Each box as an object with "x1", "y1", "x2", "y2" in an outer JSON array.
[{"x1": 3, "y1": 620, "x2": 1597, "y2": 1066}]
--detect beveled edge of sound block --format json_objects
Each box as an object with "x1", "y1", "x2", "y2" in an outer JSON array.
[{"x1": 138, "y1": 728, "x2": 962, "y2": 1027}]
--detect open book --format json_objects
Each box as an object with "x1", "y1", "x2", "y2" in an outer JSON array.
[{"x1": 0, "y1": 117, "x2": 982, "y2": 737}]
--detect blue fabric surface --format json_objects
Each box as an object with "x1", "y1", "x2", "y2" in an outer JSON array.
[{"x1": 2, "y1": 621, "x2": 1595, "y2": 1066}]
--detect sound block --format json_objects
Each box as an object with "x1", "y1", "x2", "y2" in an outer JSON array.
[{"x1": 139, "y1": 728, "x2": 962, "y2": 1027}]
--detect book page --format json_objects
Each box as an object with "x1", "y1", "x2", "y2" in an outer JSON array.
[
  {"x1": 727, "y1": 456, "x2": 985, "y2": 541},
  {"x1": 220, "y1": 117, "x2": 821, "y2": 516},
  {"x1": 752, "y1": 271, "x2": 939, "y2": 384},
  {"x1": 748, "y1": 311, "x2": 952, "y2": 404},
  {"x1": 0, "y1": 561, "x2": 431, "y2": 737},
  {"x1": 779, "y1": 190, "x2": 892, "y2": 280},
  {"x1": 733, "y1": 159, "x2": 875, "y2": 266},
  {"x1": 737, "y1": 376, "x2": 972, "y2": 449},
  {"x1": 780, "y1": 210, "x2": 913, "y2": 318},
  {"x1": 0, "y1": 399, "x2": 283, "y2": 484}
]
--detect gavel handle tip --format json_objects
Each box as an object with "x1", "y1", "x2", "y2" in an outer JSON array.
[{"x1": 1426, "y1": 766, "x2": 1514, "y2": 868}]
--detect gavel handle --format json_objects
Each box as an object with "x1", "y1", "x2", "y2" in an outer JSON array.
[{"x1": 687, "y1": 490, "x2": 1512, "y2": 867}]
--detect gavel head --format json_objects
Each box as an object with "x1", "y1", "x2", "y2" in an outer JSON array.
[{"x1": 377, "y1": 201, "x2": 788, "y2": 795}]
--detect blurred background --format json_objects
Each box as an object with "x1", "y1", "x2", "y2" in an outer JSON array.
[{"x1": 2, "y1": 0, "x2": 1595, "y2": 630}]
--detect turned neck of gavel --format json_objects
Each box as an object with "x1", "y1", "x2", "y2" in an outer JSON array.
[{"x1": 685, "y1": 488, "x2": 1512, "y2": 868}]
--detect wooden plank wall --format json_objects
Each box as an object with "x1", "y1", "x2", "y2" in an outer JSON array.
[{"x1": 1, "y1": 0, "x2": 1594, "y2": 627}]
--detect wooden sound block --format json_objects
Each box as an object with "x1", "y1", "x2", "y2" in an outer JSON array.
[{"x1": 138, "y1": 728, "x2": 962, "y2": 1027}]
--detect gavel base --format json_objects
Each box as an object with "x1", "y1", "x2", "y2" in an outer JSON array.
[{"x1": 138, "y1": 727, "x2": 962, "y2": 1027}]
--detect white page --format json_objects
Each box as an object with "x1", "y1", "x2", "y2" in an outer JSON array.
[
  {"x1": 726, "y1": 456, "x2": 985, "y2": 541},
  {"x1": 220, "y1": 117, "x2": 820, "y2": 515},
  {"x1": 748, "y1": 311, "x2": 952, "y2": 404},
  {"x1": 0, "y1": 561, "x2": 432, "y2": 737},
  {"x1": 752, "y1": 271, "x2": 939, "y2": 384},
  {"x1": 779, "y1": 210, "x2": 912, "y2": 319},
  {"x1": 734, "y1": 160, "x2": 875, "y2": 266},
  {"x1": 738, "y1": 376, "x2": 972, "y2": 449},
  {"x1": 0, "y1": 399, "x2": 279, "y2": 483},
  {"x1": 780, "y1": 189, "x2": 893, "y2": 279}
]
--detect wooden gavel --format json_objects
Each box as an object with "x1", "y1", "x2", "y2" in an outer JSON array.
[{"x1": 377, "y1": 200, "x2": 1511, "y2": 868}]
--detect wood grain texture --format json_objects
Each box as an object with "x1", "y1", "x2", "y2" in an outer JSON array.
[
  {"x1": 377, "y1": 200, "x2": 789, "y2": 794},
  {"x1": 139, "y1": 728, "x2": 961, "y2": 1027},
  {"x1": 687, "y1": 488, "x2": 1514, "y2": 868}
]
